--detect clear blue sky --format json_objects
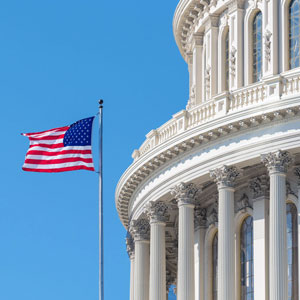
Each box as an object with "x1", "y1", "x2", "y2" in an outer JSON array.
[{"x1": 0, "y1": 1, "x2": 188, "y2": 299}]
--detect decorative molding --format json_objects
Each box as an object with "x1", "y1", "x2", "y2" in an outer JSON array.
[
  {"x1": 230, "y1": 46, "x2": 237, "y2": 77},
  {"x1": 130, "y1": 218, "x2": 150, "y2": 241},
  {"x1": 235, "y1": 193, "x2": 252, "y2": 212},
  {"x1": 194, "y1": 207, "x2": 207, "y2": 230},
  {"x1": 261, "y1": 150, "x2": 293, "y2": 174},
  {"x1": 117, "y1": 104, "x2": 300, "y2": 227},
  {"x1": 207, "y1": 197, "x2": 218, "y2": 226},
  {"x1": 147, "y1": 201, "x2": 170, "y2": 223},
  {"x1": 249, "y1": 175, "x2": 269, "y2": 199},
  {"x1": 286, "y1": 181, "x2": 297, "y2": 197},
  {"x1": 171, "y1": 182, "x2": 198, "y2": 206},
  {"x1": 126, "y1": 232, "x2": 135, "y2": 259},
  {"x1": 294, "y1": 167, "x2": 300, "y2": 185},
  {"x1": 264, "y1": 29, "x2": 272, "y2": 62},
  {"x1": 210, "y1": 165, "x2": 240, "y2": 188}
]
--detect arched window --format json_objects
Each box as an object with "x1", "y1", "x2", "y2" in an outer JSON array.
[
  {"x1": 212, "y1": 232, "x2": 218, "y2": 300},
  {"x1": 289, "y1": 0, "x2": 300, "y2": 69},
  {"x1": 287, "y1": 203, "x2": 298, "y2": 300},
  {"x1": 252, "y1": 11, "x2": 262, "y2": 83},
  {"x1": 224, "y1": 31, "x2": 229, "y2": 90},
  {"x1": 240, "y1": 216, "x2": 254, "y2": 300}
]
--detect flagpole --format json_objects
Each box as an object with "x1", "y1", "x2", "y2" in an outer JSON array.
[{"x1": 98, "y1": 99, "x2": 104, "y2": 300}]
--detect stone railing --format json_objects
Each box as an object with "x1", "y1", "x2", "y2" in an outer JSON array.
[
  {"x1": 229, "y1": 82, "x2": 266, "y2": 112},
  {"x1": 282, "y1": 72, "x2": 300, "y2": 96},
  {"x1": 132, "y1": 74, "x2": 300, "y2": 161}
]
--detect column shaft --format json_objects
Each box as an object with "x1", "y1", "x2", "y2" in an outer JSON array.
[
  {"x1": 177, "y1": 204, "x2": 195, "y2": 300},
  {"x1": 134, "y1": 240, "x2": 150, "y2": 300},
  {"x1": 130, "y1": 257, "x2": 135, "y2": 300},
  {"x1": 253, "y1": 197, "x2": 268, "y2": 300},
  {"x1": 194, "y1": 228, "x2": 205, "y2": 300},
  {"x1": 149, "y1": 222, "x2": 166, "y2": 300},
  {"x1": 269, "y1": 171, "x2": 288, "y2": 300},
  {"x1": 217, "y1": 186, "x2": 235, "y2": 300}
]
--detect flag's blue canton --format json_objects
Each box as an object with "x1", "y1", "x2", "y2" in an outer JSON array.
[{"x1": 63, "y1": 117, "x2": 94, "y2": 146}]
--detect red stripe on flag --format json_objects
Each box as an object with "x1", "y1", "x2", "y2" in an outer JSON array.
[
  {"x1": 29, "y1": 134, "x2": 65, "y2": 141},
  {"x1": 29, "y1": 143, "x2": 64, "y2": 149},
  {"x1": 23, "y1": 126, "x2": 69, "y2": 136},
  {"x1": 22, "y1": 165, "x2": 95, "y2": 172},
  {"x1": 25, "y1": 157, "x2": 93, "y2": 165},
  {"x1": 26, "y1": 149, "x2": 92, "y2": 156}
]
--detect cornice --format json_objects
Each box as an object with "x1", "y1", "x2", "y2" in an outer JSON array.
[
  {"x1": 116, "y1": 98, "x2": 300, "y2": 228},
  {"x1": 173, "y1": 0, "x2": 234, "y2": 60}
]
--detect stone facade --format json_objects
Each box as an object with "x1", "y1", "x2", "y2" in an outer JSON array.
[{"x1": 116, "y1": 1, "x2": 300, "y2": 299}]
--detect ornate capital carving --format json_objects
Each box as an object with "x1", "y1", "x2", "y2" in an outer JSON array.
[
  {"x1": 249, "y1": 175, "x2": 269, "y2": 199},
  {"x1": 261, "y1": 150, "x2": 293, "y2": 174},
  {"x1": 130, "y1": 218, "x2": 150, "y2": 241},
  {"x1": 171, "y1": 182, "x2": 198, "y2": 206},
  {"x1": 125, "y1": 232, "x2": 135, "y2": 259},
  {"x1": 235, "y1": 193, "x2": 252, "y2": 212},
  {"x1": 210, "y1": 165, "x2": 240, "y2": 188},
  {"x1": 194, "y1": 207, "x2": 207, "y2": 230},
  {"x1": 147, "y1": 201, "x2": 169, "y2": 223}
]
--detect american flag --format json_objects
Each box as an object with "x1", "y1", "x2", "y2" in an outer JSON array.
[{"x1": 22, "y1": 117, "x2": 95, "y2": 172}]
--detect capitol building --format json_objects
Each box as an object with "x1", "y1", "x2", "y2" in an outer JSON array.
[{"x1": 115, "y1": 0, "x2": 300, "y2": 299}]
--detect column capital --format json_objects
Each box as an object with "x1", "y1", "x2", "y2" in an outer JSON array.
[
  {"x1": 126, "y1": 232, "x2": 135, "y2": 259},
  {"x1": 210, "y1": 165, "x2": 240, "y2": 188},
  {"x1": 171, "y1": 182, "x2": 198, "y2": 206},
  {"x1": 194, "y1": 207, "x2": 207, "y2": 230},
  {"x1": 249, "y1": 174, "x2": 269, "y2": 199},
  {"x1": 130, "y1": 218, "x2": 150, "y2": 242},
  {"x1": 209, "y1": 14, "x2": 219, "y2": 28},
  {"x1": 261, "y1": 150, "x2": 293, "y2": 174},
  {"x1": 192, "y1": 33, "x2": 204, "y2": 47},
  {"x1": 147, "y1": 201, "x2": 169, "y2": 224}
]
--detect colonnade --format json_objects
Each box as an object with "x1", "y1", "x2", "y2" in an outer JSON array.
[{"x1": 126, "y1": 150, "x2": 295, "y2": 300}]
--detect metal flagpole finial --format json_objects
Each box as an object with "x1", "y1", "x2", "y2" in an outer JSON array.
[{"x1": 99, "y1": 99, "x2": 104, "y2": 108}]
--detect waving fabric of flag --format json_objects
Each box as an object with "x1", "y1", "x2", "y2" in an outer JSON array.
[{"x1": 22, "y1": 117, "x2": 95, "y2": 172}]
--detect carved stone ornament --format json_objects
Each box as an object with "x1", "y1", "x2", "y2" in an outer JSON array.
[
  {"x1": 207, "y1": 198, "x2": 218, "y2": 225},
  {"x1": 147, "y1": 201, "x2": 169, "y2": 223},
  {"x1": 130, "y1": 218, "x2": 150, "y2": 241},
  {"x1": 205, "y1": 66, "x2": 211, "y2": 98},
  {"x1": 264, "y1": 29, "x2": 272, "y2": 62},
  {"x1": 230, "y1": 46, "x2": 237, "y2": 77},
  {"x1": 171, "y1": 182, "x2": 198, "y2": 206},
  {"x1": 210, "y1": 165, "x2": 240, "y2": 188},
  {"x1": 125, "y1": 232, "x2": 135, "y2": 258},
  {"x1": 286, "y1": 181, "x2": 297, "y2": 197},
  {"x1": 294, "y1": 167, "x2": 300, "y2": 185},
  {"x1": 194, "y1": 207, "x2": 207, "y2": 229},
  {"x1": 235, "y1": 193, "x2": 252, "y2": 212},
  {"x1": 249, "y1": 175, "x2": 269, "y2": 199},
  {"x1": 261, "y1": 150, "x2": 293, "y2": 174}
]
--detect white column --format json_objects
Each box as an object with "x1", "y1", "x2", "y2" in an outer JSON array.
[
  {"x1": 171, "y1": 182, "x2": 198, "y2": 300},
  {"x1": 131, "y1": 219, "x2": 150, "y2": 300},
  {"x1": 210, "y1": 165, "x2": 239, "y2": 300},
  {"x1": 208, "y1": 15, "x2": 219, "y2": 98},
  {"x1": 192, "y1": 33, "x2": 204, "y2": 106},
  {"x1": 147, "y1": 201, "x2": 169, "y2": 300},
  {"x1": 194, "y1": 208, "x2": 206, "y2": 300},
  {"x1": 249, "y1": 175, "x2": 269, "y2": 300},
  {"x1": 294, "y1": 167, "x2": 300, "y2": 300},
  {"x1": 126, "y1": 234, "x2": 135, "y2": 300},
  {"x1": 228, "y1": 1, "x2": 244, "y2": 89},
  {"x1": 261, "y1": 150, "x2": 293, "y2": 300}
]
